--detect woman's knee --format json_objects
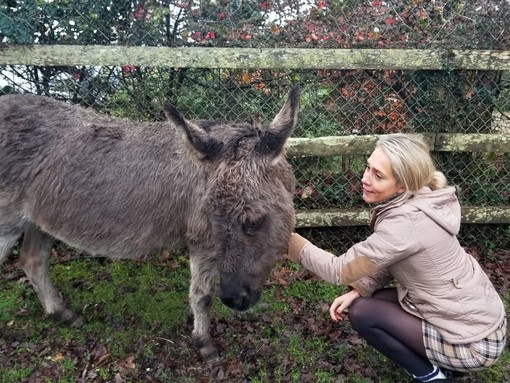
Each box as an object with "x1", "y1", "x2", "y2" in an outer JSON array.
[
  {"x1": 348, "y1": 297, "x2": 373, "y2": 330},
  {"x1": 348, "y1": 296, "x2": 399, "y2": 331}
]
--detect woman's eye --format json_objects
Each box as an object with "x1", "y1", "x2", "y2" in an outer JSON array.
[{"x1": 242, "y1": 217, "x2": 264, "y2": 234}]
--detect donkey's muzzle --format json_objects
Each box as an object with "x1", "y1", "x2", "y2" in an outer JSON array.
[{"x1": 219, "y1": 274, "x2": 262, "y2": 311}]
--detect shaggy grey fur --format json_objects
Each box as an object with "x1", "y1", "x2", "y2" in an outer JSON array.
[{"x1": 0, "y1": 86, "x2": 300, "y2": 360}]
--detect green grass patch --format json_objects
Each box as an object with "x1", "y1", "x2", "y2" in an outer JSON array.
[
  {"x1": 0, "y1": 366, "x2": 34, "y2": 383},
  {"x1": 49, "y1": 257, "x2": 190, "y2": 331}
]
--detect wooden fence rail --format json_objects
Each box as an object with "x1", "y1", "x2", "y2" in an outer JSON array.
[
  {"x1": 286, "y1": 133, "x2": 510, "y2": 157},
  {"x1": 0, "y1": 45, "x2": 509, "y2": 70},
  {"x1": 295, "y1": 205, "x2": 510, "y2": 228}
]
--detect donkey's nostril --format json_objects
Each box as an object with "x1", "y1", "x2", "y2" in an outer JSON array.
[
  {"x1": 237, "y1": 289, "x2": 251, "y2": 310},
  {"x1": 219, "y1": 275, "x2": 263, "y2": 311},
  {"x1": 220, "y1": 288, "x2": 251, "y2": 311}
]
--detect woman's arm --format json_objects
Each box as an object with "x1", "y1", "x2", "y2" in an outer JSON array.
[{"x1": 286, "y1": 233, "x2": 378, "y2": 286}]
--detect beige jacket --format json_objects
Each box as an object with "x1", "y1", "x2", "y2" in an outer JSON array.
[{"x1": 297, "y1": 186, "x2": 505, "y2": 344}]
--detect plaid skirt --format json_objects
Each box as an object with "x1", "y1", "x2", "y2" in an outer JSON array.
[{"x1": 422, "y1": 317, "x2": 507, "y2": 372}]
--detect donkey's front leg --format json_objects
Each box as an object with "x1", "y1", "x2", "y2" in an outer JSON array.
[
  {"x1": 19, "y1": 224, "x2": 83, "y2": 327},
  {"x1": 188, "y1": 255, "x2": 219, "y2": 361}
]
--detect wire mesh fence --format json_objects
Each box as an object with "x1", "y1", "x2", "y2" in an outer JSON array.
[{"x1": 1, "y1": 0, "x2": 509, "y2": 254}]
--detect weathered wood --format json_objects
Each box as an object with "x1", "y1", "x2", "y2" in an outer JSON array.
[
  {"x1": 435, "y1": 133, "x2": 510, "y2": 153},
  {"x1": 449, "y1": 50, "x2": 510, "y2": 71},
  {"x1": 286, "y1": 133, "x2": 435, "y2": 157},
  {"x1": 296, "y1": 208, "x2": 371, "y2": 228},
  {"x1": 461, "y1": 207, "x2": 510, "y2": 225},
  {"x1": 0, "y1": 45, "x2": 509, "y2": 70},
  {"x1": 286, "y1": 133, "x2": 510, "y2": 157},
  {"x1": 296, "y1": 206, "x2": 510, "y2": 228}
]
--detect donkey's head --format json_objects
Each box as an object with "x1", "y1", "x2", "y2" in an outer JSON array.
[{"x1": 164, "y1": 86, "x2": 300, "y2": 311}]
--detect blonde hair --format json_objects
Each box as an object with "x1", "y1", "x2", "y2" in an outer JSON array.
[{"x1": 375, "y1": 134, "x2": 448, "y2": 199}]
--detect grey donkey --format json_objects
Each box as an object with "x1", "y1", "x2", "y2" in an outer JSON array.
[{"x1": 0, "y1": 86, "x2": 300, "y2": 361}]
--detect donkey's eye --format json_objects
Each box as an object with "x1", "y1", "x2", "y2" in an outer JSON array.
[{"x1": 242, "y1": 217, "x2": 265, "y2": 235}]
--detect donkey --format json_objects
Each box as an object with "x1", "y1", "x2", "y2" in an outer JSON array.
[{"x1": 0, "y1": 86, "x2": 300, "y2": 361}]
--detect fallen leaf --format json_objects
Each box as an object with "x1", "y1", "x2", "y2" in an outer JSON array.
[{"x1": 51, "y1": 353, "x2": 65, "y2": 362}]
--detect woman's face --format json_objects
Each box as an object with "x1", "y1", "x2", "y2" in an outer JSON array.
[{"x1": 362, "y1": 147, "x2": 404, "y2": 204}]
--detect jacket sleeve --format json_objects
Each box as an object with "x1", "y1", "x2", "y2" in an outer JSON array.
[
  {"x1": 299, "y1": 210, "x2": 418, "y2": 294},
  {"x1": 349, "y1": 269, "x2": 393, "y2": 297},
  {"x1": 299, "y1": 242, "x2": 379, "y2": 286}
]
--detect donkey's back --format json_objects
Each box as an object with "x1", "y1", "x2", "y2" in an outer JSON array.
[{"x1": 0, "y1": 94, "x2": 198, "y2": 259}]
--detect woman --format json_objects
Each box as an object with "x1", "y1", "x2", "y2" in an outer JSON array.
[{"x1": 286, "y1": 134, "x2": 506, "y2": 382}]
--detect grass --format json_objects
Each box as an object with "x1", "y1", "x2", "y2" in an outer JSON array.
[
  {"x1": 1, "y1": 367, "x2": 34, "y2": 382},
  {"x1": 1, "y1": 250, "x2": 509, "y2": 383}
]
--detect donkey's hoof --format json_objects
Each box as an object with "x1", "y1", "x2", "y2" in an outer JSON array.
[
  {"x1": 50, "y1": 309, "x2": 84, "y2": 327},
  {"x1": 194, "y1": 337, "x2": 220, "y2": 362},
  {"x1": 68, "y1": 315, "x2": 84, "y2": 327},
  {"x1": 200, "y1": 344, "x2": 220, "y2": 362}
]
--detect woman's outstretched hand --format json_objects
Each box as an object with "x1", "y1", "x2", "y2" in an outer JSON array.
[
  {"x1": 284, "y1": 232, "x2": 310, "y2": 263},
  {"x1": 329, "y1": 289, "x2": 360, "y2": 322}
]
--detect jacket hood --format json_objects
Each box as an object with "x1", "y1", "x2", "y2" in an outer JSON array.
[
  {"x1": 407, "y1": 186, "x2": 461, "y2": 235},
  {"x1": 371, "y1": 186, "x2": 461, "y2": 235}
]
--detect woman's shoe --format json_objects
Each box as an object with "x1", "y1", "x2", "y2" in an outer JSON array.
[{"x1": 413, "y1": 369, "x2": 454, "y2": 382}]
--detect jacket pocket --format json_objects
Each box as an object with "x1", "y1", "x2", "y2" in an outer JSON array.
[
  {"x1": 451, "y1": 271, "x2": 473, "y2": 289},
  {"x1": 399, "y1": 288, "x2": 418, "y2": 311}
]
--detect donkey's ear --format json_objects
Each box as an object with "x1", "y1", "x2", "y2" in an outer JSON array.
[
  {"x1": 256, "y1": 85, "x2": 300, "y2": 157},
  {"x1": 164, "y1": 102, "x2": 223, "y2": 159}
]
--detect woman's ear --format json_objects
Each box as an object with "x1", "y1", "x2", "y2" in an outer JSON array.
[{"x1": 397, "y1": 185, "x2": 406, "y2": 194}]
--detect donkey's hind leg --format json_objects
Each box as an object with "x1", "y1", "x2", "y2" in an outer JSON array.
[{"x1": 19, "y1": 223, "x2": 83, "y2": 327}]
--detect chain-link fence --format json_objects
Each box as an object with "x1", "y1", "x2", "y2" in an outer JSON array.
[{"x1": 1, "y1": 0, "x2": 509, "y2": 254}]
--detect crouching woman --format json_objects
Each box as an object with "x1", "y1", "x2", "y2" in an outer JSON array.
[{"x1": 286, "y1": 134, "x2": 506, "y2": 382}]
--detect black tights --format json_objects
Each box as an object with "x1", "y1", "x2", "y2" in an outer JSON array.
[{"x1": 348, "y1": 288, "x2": 433, "y2": 376}]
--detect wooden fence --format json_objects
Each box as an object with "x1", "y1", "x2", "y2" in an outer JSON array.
[{"x1": 1, "y1": 45, "x2": 509, "y2": 228}]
